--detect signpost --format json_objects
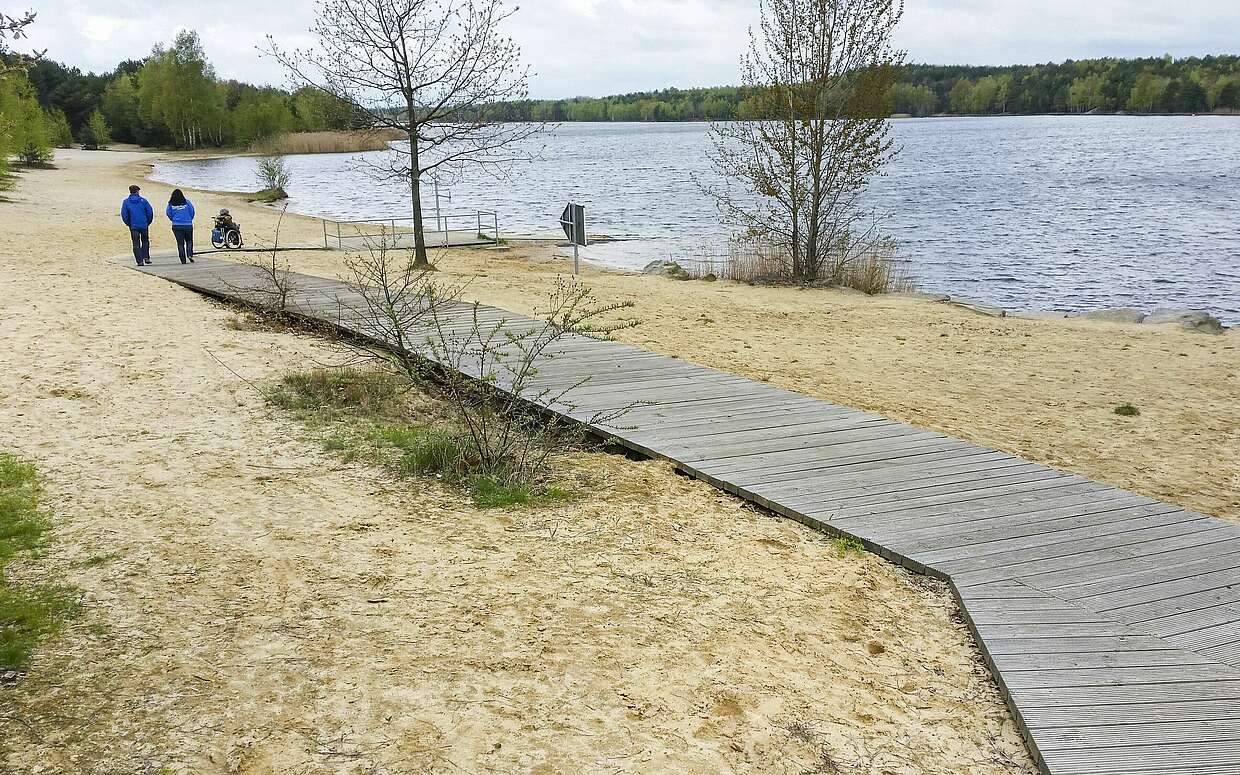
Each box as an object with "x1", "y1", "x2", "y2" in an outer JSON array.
[{"x1": 559, "y1": 203, "x2": 587, "y2": 274}]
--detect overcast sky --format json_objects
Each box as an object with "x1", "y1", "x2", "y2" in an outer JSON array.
[{"x1": 18, "y1": 0, "x2": 1240, "y2": 98}]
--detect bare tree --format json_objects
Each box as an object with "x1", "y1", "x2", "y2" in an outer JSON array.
[
  {"x1": 267, "y1": 0, "x2": 542, "y2": 267},
  {"x1": 422, "y1": 278, "x2": 639, "y2": 483},
  {"x1": 335, "y1": 244, "x2": 640, "y2": 486},
  {"x1": 703, "y1": 0, "x2": 904, "y2": 284},
  {"x1": 226, "y1": 207, "x2": 303, "y2": 316},
  {"x1": 1, "y1": 9, "x2": 43, "y2": 79},
  {"x1": 337, "y1": 233, "x2": 468, "y2": 380}
]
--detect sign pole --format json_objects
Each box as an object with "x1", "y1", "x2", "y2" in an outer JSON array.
[{"x1": 559, "y1": 202, "x2": 587, "y2": 276}]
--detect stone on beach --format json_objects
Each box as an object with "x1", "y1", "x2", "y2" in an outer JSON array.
[
  {"x1": 893, "y1": 291, "x2": 951, "y2": 303},
  {"x1": 642, "y1": 260, "x2": 689, "y2": 278},
  {"x1": 950, "y1": 299, "x2": 1007, "y2": 317},
  {"x1": 1143, "y1": 308, "x2": 1225, "y2": 334}
]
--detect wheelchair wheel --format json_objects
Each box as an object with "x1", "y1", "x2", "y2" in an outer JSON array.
[
  {"x1": 225, "y1": 230, "x2": 243, "y2": 249},
  {"x1": 211, "y1": 232, "x2": 225, "y2": 249}
]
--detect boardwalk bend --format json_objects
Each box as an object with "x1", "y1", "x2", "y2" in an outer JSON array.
[{"x1": 129, "y1": 255, "x2": 1240, "y2": 775}]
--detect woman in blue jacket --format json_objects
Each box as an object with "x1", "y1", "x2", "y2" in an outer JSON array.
[{"x1": 166, "y1": 189, "x2": 196, "y2": 264}]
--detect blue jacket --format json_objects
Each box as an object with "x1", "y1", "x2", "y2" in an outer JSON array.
[
  {"x1": 120, "y1": 194, "x2": 154, "y2": 229},
  {"x1": 166, "y1": 200, "x2": 195, "y2": 227}
]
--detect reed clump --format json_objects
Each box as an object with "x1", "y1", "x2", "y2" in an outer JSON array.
[
  {"x1": 250, "y1": 129, "x2": 403, "y2": 155},
  {"x1": 676, "y1": 237, "x2": 916, "y2": 295}
]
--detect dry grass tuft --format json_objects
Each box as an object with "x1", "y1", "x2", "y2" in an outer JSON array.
[{"x1": 676, "y1": 238, "x2": 916, "y2": 294}]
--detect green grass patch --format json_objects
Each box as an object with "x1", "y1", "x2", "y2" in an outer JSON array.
[
  {"x1": 270, "y1": 369, "x2": 578, "y2": 510},
  {"x1": 0, "y1": 453, "x2": 79, "y2": 671},
  {"x1": 244, "y1": 187, "x2": 289, "y2": 203},
  {"x1": 268, "y1": 368, "x2": 407, "y2": 422},
  {"x1": 1114, "y1": 403, "x2": 1141, "y2": 417},
  {"x1": 467, "y1": 477, "x2": 574, "y2": 509},
  {"x1": 830, "y1": 536, "x2": 866, "y2": 557},
  {"x1": 78, "y1": 552, "x2": 121, "y2": 568}
]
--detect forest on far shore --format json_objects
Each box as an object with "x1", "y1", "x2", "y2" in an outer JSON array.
[
  {"x1": 4, "y1": 48, "x2": 1239, "y2": 166},
  {"x1": 489, "y1": 56, "x2": 1240, "y2": 122}
]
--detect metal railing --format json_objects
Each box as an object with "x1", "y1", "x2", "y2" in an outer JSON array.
[{"x1": 321, "y1": 210, "x2": 501, "y2": 250}]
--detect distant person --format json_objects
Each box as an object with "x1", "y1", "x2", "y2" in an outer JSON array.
[
  {"x1": 166, "y1": 188, "x2": 196, "y2": 264},
  {"x1": 120, "y1": 184, "x2": 153, "y2": 266}
]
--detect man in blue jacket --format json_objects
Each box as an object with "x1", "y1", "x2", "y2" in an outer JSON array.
[{"x1": 120, "y1": 185, "x2": 154, "y2": 265}]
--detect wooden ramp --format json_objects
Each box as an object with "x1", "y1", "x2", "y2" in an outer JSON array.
[{"x1": 129, "y1": 256, "x2": 1240, "y2": 775}]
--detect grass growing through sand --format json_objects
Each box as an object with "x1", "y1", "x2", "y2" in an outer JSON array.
[
  {"x1": 268, "y1": 368, "x2": 576, "y2": 508},
  {"x1": 0, "y1": 454, "x2": 78, "y2": 671},
  {"x1": 830, "y1": 535, "x2": 866, "y2": 556},
  {"x1": 1114, "y1": 403, "x2": 1141, "y2": 417}
]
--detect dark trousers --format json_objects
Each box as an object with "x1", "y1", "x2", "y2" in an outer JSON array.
[
  {"x1": 129, "y1": 227, "x2": 150, "y2": 262},
  {"x1": 172, "y1": 225, "x2": 194, "y2": 261}
]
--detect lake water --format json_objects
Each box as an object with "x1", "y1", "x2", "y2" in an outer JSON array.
[{"x1": 152, "y1": 117, "x2": 1240, "y2": 322}]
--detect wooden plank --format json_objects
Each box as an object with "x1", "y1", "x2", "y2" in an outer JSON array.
[
  {"x1": 1034, "y1": 718, "x2": 1240, "y2": 750},
  {"x1": 921, "y1": 510, "x2": 1200, "y2": 565},
  {"x1": 955, "y1": 532, "x2": 1240, "y2": 589},
  {"x1": 1038, "y1": 741, "x2": 1240, "y2": 775},
  {"x1": 1001, "y1": 663, "x2": 1240, "y2": 690},
  {"x1": 1047, "y1": 549, "x2": 1240, "y2": 598},
  {"x1": 990, "y1": 649, "x2": 1218, "y2": 671}
]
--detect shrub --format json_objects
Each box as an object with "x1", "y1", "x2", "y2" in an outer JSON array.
[
  {"x1": 255, "y1": 155, "x2": 292, "y2": 195},
  {"x1": 1114, "y1": 404, "x2": 1140, "y2": 417}
]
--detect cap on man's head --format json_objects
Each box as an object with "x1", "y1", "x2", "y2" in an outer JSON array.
[{"x1": 129, "y1": 185, "x2": 141, "y2": 194}]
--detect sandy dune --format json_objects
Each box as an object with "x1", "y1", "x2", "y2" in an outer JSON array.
[{"x1": 0, "y1": 152, "x2": 1040, "y2": 772}]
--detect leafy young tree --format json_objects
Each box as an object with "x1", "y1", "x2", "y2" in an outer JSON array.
[
  {"x1": 79, "y1": 108, "x2": 110, "y2": 149},
  {"x1": 232, "y1": 92, "x2": 294, "y2": 146},
  {"x1": 46, "y1": 106, "x2": 72, "y2": 146},
  {"x1": 270, "y1": 0, "x2": 542, "y2": 267},
  {"x1": 1128, "y1": 72, "x2": 1168, "y2": 113},
  {"x1": 101, "y1": 72, "x2": 143, "y2": 144},
  {"x1": 704, "y1": 0, "x2": 904, "y2": 284},
  {"x1": 1066, "y1": 73, "x2": 1108, "y2": 112},
  {"x1": 948, "y1": 78, "x2": 973, "y2": 113},
  {"x1": 0, "y1": 70, "x2": 51, "y2": 164}
]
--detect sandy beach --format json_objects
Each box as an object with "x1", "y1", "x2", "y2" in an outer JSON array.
[
  {"x1": 0, "y1": 150, "x2": 1046, "y2": 772},
  {"x1": 2, "y1": 145, "x2": 1236, "y2": 773}
]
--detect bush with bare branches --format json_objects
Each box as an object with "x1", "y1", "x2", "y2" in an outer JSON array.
[{"x1": 336, "y1": 241, "x2": 640, "y2": 489}]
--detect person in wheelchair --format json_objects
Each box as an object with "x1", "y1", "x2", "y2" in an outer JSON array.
[{"x1": 211, "y1": 209, "x2": 243, "y2": 248}]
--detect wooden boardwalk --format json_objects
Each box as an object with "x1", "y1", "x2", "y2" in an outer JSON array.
[{"x1": 130, "y1": 256, "x2": 1240, "y2": 775}]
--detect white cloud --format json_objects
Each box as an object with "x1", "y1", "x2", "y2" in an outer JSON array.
[{"x1": 18, "y1": 0, "x2": 1240, "y2": 95}]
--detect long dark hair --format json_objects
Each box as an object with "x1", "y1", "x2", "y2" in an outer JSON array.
[{"x1": 169, "y1": 189, "x2": 187, "y2": 206}]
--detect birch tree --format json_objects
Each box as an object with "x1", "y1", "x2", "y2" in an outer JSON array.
[
  {"x1": 704, "y1": 0, "x2": 904, "y2": 284},
  {"x1": 137, "y1": 31, "x2": 225, "y2": 148},
  {"x1": 269, "y1": 0, "x2": 541, "y2": 267}
]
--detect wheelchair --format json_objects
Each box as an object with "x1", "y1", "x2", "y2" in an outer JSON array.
[{"x1": 211, "y1": 210, "x2": 244, "y2": 249}]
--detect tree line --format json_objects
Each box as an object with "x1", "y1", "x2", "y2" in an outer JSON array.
[
  {"x1": 1, "y1": 28, "x2": 360, "y2": 167},
  {"x1": 484, "y1": 55, "x2": 1240, "y2": 121}
]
